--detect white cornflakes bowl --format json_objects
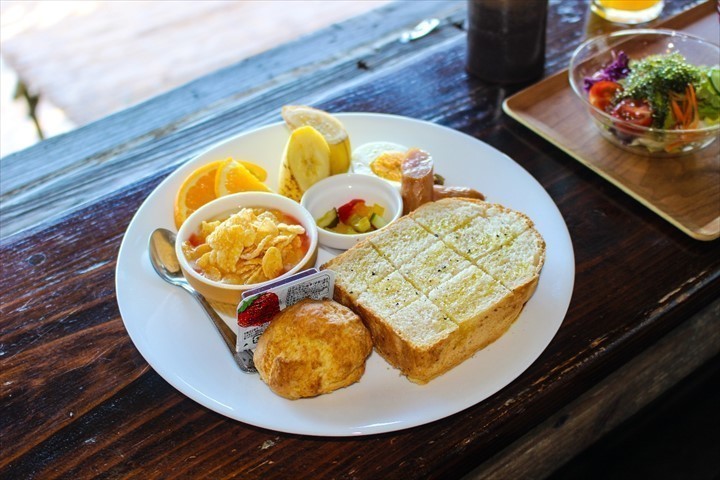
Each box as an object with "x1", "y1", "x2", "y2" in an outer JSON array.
[
  {"x1": 175, "y1": 192, "x2": 318, "y2": 306},
  {"x1": 301, "y1": 173, "x2": 403, "y2": 250}
]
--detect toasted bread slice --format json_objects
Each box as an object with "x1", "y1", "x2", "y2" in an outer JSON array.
[
  {"x1": 398, "y1": 240, "x2": 471, "y2": 295},
  {"x1": 356, "y1": 271, "x2": 421, "y2": 320},
  {"x1": 368, "y1": 216, "x2": 439, "y2": 267},
  {"x1": 428, "y1": 265, "x2": 524, "y2": 355},
  {"x1": 364, "y1": 295, "x2": 460, "y2": 384},
  {"x1": 441, "y1": 208, "x2": 532, "y2": 263},
  {"x1": 321, "y1": 198, "x2": 545, "y2": 384},
  {"x1": 322, "y1": 241, "x2": 395, "y2": 306},
  {"x1": 411, "y1": 197, "x2": 488, "y2": 235},
  {"x1": 477, "y1": 228, "x2": 546, "y2": 302}
]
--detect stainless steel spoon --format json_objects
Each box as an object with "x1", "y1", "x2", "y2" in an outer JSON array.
[{"x1": 148, "y1": 228, "x2": 256, "y2": 373}]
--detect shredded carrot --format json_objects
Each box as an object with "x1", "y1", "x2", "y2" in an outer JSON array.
[
  {"x1": 671, "y1": 99, "x2": 686, "y2": 124},
  {"x1": 665, "y1": 141, "x2": 684, "y2": 152},
  {"x1": 688, "y1": 83, "x2": 697, "y2": 107},
  {"x1": 665, "y1": 84, "x2": 701, "y2": 152},
  {"x1": 670, "y1": 84, "x2": 700, "y2": 130},
  {"x1": 687, "y1": 84, "x2": 699, "y2": 126}
]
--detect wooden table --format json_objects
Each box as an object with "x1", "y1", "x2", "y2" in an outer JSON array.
[{"x1": 2, "y1": 1, "x2": 718, "y2": 478}]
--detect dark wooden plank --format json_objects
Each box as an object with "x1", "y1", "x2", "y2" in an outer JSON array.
[
  {"x1": 0, "y1": 0, "x2": 466, "y2": 239},
  {"x1": 466, "y1": 298, "x2": 720, "y2": 479},
  {"x1": 0, "y1": 174, "x2": 164, "y2": 470}
]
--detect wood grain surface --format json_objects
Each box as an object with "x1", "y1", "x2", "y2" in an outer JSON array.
[
  {"x1": 467, "y1": 298, "x2": 720, "y2": 480},
  {"x1": 1, "y1": 1, "x2": 719, "y2": 479}
]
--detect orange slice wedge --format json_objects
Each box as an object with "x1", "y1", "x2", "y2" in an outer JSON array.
[
  {"x1": 238, "y1": 160, "x2": 268, "y2": 182},
  {"x1": 214, "y1": 158, "x2": 271, "y2": 197},
  {"x1": 173, "y1": 161, "x2": 221, "y2": 228}
]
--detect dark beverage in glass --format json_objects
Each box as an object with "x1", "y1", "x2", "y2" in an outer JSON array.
[{"x1": 466, "y1": 0, "x2": 548, "y2": 84}]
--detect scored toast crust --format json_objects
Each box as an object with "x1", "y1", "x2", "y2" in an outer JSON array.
[
  {"x1": 321, "y1": 197, "x2": 546, "y2": 384},
  {"x1": 355, "y1": 294, "x2": 461, "y2": 383}
]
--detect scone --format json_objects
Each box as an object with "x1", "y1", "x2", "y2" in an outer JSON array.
[{"x1": 253, "y1": 299, "x2": 373, "y2": 399}]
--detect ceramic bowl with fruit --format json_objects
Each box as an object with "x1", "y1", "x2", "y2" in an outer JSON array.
[
  {"x1": 569, "y1": 29, "x2": 720, "y2": 157},
  {"x1": 301, "y1": 173, "x2": 402, "y2": 250}
]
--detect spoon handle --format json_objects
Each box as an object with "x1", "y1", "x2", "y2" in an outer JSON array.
[{"x1": 185, "y1": 286, "x2": 257, "y2": 373}]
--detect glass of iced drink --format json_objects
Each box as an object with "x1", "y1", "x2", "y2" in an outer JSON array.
[{"x1": 590, "y1": 0, "x2": 663, "y2": 24}]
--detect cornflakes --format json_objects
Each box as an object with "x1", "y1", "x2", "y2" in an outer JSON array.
[
  {"x1": 182, "y1": 207, "x2": 308, "y2": 285},
  {"x1": 262, "y1": 246, "x2": 283, "y2": 279}
]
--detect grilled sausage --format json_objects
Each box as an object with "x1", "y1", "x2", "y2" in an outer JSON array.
[
  {"x1": 401, "y1": 148, "x2": 434, "y2": 214},
  {"x1": 432, "y1": 185, "x2": 485, "y2": 201}
]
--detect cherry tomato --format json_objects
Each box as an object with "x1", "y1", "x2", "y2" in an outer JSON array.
[
  {"x1": 338, "y1": 199, "x2": 363, "y2": 223},
  {"x1": 611, "y1": 98, "x2": 653, "y2": 135},
  {"x1": 588, "y1": 81, "x2": 623, "y2": 112}
]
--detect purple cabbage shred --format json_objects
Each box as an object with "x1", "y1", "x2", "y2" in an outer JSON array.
[{"x1": 583, "y1": 51, "x2": 630, "y2": 92}]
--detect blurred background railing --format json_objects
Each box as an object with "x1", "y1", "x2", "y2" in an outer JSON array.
[{"x1": 0, "y1": 0, "x2": 390, "y2": 157}]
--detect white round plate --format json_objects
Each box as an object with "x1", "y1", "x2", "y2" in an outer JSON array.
[{"x1": 116, "y1": 113, "x2": 575, "y2": 436}]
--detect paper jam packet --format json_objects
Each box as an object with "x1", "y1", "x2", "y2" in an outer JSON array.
[{"x1": 236, "y1": 268, "x2": 335, "y2": 352}]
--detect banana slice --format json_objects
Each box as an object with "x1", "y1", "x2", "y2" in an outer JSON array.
[
  {"x1": 328, "y1": 139, "x2": 351, "y2": 175},
  {"x1": 281, "y1": 105, "x2": 351, "y2": 175},
  {"x1": 283, "y1": 125, "x2": 331, "y2": 193},
  {"x1": 278, "y1": 157, "x2": 303, "y2": 201}
]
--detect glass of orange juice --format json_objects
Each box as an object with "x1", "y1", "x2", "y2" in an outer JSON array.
[{"x1": 590, "y1": 0, "x2": 663, "y2": 24}]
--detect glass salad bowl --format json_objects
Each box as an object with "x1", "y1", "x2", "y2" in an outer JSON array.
[{"x1": 569, "y1": 29, "x2": 720, "y2": 157}]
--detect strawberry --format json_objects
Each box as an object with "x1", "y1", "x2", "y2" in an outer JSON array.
[{"x1": 237, "y1": 292, "x2": 281, "y2": 328}]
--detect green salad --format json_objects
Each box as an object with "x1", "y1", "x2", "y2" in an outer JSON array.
[{"x1": 585, "y1": 51, "x2": 720, "y2": 153}]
